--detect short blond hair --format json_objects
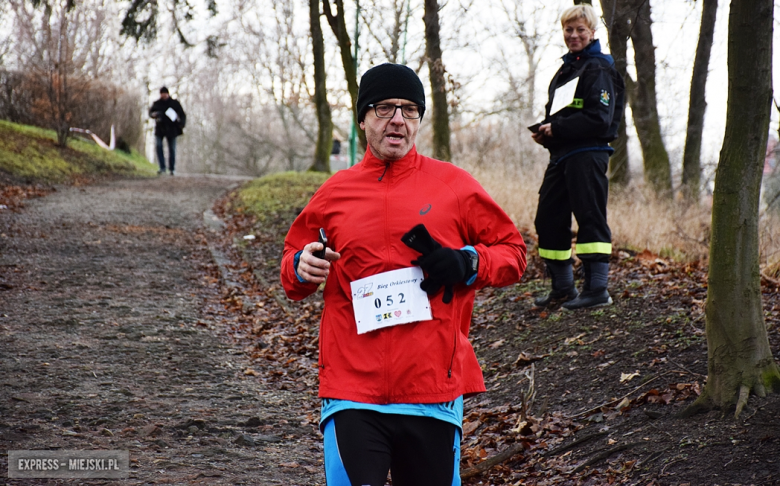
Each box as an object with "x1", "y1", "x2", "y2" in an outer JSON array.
[{"x1": 561, "y1": 4, "x2": 598, "y2": 31}]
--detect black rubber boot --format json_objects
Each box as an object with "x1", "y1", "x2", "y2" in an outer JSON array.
[
  {"x1": 533, "y1": 260, "x2": 578, "y2": 307},
  {"x1": 562, "y1": 261, "x2": 612, "y2": 310}
]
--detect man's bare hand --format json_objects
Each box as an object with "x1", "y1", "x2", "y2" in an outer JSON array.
[{"x1": 298, "y1": 242, "x2": 341, "y2": 284}]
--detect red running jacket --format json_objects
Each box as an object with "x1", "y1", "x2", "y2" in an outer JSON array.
[{"x1": 281, "y1": 146, "x2": 527, "y2": 405}]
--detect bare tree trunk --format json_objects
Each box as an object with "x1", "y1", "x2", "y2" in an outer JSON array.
[
  {"x1": 309, "y1": 0, "x2": 332, "y2": 172},
  {"x1": 423, "y1": 0, "x2": 450, "y2": 161},
  {"x1": 628, "y1": 0, "x2": 672, "y2": 196},
  {"x1": 683, "y1": 0, "x2": 780, "y2": 419},
  {"x1": 322, "y1": 0, "x2": 366, "y2": 151},
  {"x1": 599, "y1": 0, "x2": 630, "y2": 187},
  {"x1": 681, "y1": 0, "x2": 717, "y2": 202},
  {"x1": 49, "y1": 5, "x2": 71, "y2": 147}
]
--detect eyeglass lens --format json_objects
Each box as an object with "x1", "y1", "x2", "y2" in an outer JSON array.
[{"x1": 374, "y1": 104, "x2": 420, "y2": 119}]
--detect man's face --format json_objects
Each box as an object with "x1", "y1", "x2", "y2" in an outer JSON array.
[
  {"x1": 360, "y1": 98, "x2": 420, "y2": 161},
  {"x1": 160, "y1": 92, "x2": 170, "y2": 100}
]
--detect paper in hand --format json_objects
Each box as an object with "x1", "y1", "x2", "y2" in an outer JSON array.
[{"x1": 165, "y1": 107, "x2": 178, "y2": 122}]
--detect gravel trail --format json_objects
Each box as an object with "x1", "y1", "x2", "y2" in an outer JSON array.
[{"x1": 0, "y1": 176, "x2": 323, "y2": 485}]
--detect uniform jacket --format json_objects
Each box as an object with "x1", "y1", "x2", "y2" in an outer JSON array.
[
  {"x1": 149, "y1": 98, "x2": 186, "y2": 138},
  {"x1": 281, "y1": 146, "x2": 527, "y2": 405},
  {"x1": 541, "y1": 39, "x2": 625, "y2": 160}
]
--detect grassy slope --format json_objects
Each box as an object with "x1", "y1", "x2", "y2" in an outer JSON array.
[
  {"x1": 0, "y1": 119, "x2": 156, "y2": 182},
  {"x1": 235, "y1": 171, "x2": 331, "y2": 220}
]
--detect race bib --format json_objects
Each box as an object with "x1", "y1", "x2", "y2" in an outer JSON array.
[
  {"x1": 549, "y1": 76, "x2": 579, "y2": 115},
  {"x1": 350, "y1": 267, "x2": 432, "y2": 334}
]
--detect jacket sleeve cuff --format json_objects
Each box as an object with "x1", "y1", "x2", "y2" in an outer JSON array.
[
  {"x1": 293, "y1": 250, "x2": 307, "y2": 283},
  {"x1": 461, "y1": 246, "x2": 478, "y2": 285}
]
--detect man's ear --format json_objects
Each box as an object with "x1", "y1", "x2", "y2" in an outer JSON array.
[{"x1": 359, "y1": 121, "x2": 365, "y2": 130}]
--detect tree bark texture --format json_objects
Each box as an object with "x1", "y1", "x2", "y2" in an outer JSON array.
[
  {"x1": 322, "y1": 0, "x2": 367, "y2": 151},
  {"x1": 309, "y1": 0, "x2": 332, "y2": 172},
  {"x1": 689, "y1": 0, "x2": 780, "y2": 418},
  {"x1": 681, "y1": 0, "x2": 717, "y2": 201},
  {"x1": 423, "y1": 0, "x2": 451, "y2": 162},
  {"x1": 628, "y1": 0, "x2": 672, "y2": 196},
  {"x1": 599, "y1": 0, "x2": 631, "y2": 187}
]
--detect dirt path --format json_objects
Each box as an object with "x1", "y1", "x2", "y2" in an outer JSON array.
[{"x1": 0, "y1": 177, "x2": 323, "y2": 485}]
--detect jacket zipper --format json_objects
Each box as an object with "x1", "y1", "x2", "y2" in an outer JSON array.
[
  {"x1": 381, "y1": 161, "x2": 391, "y2": 399},
  {"x1": 378, "y1": 162, "x2": 389, "y2": 181},
  {"x1": 448, "y1": 326, "x2": 457, "y2": 378}
]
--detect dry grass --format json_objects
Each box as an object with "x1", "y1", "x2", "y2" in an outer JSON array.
[
  {"x1": 607, "y1": 186, "x2": 711, "y2": 261},
  {"x1": 465, "y1": 161, "x2": 544, "y2": 236},
  {"x1": 452, "y1": 127, "x2": 780, "y2": 266}
]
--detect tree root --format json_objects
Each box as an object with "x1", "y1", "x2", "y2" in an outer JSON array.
[
  {"x1": 637, "y1": 446, "x2": 672, "y2": 467},
  {"x1": 462, "y1": 430, "x2": 612, "y2": 479},
  {"x1": 681, "y1": 377, "x2": 778, "y2": 419},
  {"x1": 734, "y1": 384, "x2": 750, "y2": 418},
  {"x1": 568, "y1": 372, "x2": 671, "y2": 419},
  {"x1": 461, "y1": 443, "x2": 524, "y2": 480},
  {"x1": 570, "y1": 442, "x2": 641, "y2": 473},
  {"x1": 544, "y1": 430, "x2": 608, "y2": 456},
  {"x1": 679, "y1": 389, "x2": 713, "y2": 418}
]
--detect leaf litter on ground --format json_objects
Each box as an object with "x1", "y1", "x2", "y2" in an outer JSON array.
[{"x1": 209, "y1": 178, "x2": 780, "y2": 486}]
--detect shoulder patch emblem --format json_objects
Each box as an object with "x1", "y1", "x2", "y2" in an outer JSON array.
[{"x1": 600, "y1": 90, "x2": 610, "y2": 106}]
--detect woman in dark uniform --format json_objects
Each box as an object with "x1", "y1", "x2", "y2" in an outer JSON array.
[{"x1": 531, "y1": 4, "x2": 625, "y2": 310}]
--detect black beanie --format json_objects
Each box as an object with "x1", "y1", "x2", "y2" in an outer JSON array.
[{"x1": 357, "y1": 63, "x2": 426, "y2": 123}]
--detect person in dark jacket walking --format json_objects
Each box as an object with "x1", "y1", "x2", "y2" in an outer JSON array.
[
  {"x1": 149, "y1": 87, "x2": 186, "y2": 175},
  {"x1": 531, "y1": 4, "x2": 625, "y2": 310}
]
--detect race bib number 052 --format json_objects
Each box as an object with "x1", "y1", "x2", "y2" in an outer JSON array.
[{"x1": 350, "y1": 267, "x2": 432, "y2": 334}]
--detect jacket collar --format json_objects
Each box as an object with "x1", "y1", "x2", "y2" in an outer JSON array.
[
  {"x1": 562, "y1": 39, "x2": 614, "y2": 66},
  {"x1": 360, "y1": 145, "x2": 420, "y2": 179}
]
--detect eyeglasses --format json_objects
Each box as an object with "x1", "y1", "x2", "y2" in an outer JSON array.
[{"x1": 368, "y1": 103, "x2": 422, "y2": 119}]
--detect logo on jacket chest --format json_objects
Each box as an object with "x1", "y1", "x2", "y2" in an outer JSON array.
[{"x1": 419, "y1": 204, "x2": 432, "y2": 215}]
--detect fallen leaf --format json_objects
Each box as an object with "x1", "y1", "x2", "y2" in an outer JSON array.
[
  {"x1": 280, "y1": 462, "x2": 299, "y2": 468},
  {"x1": 244, "y1": 368, "x2": 259, "y2": 376},
  {"x1": 620, "y1": 371, "x2": 640, "y2": 383},
  {"x1": 598, "y1": 360, "x2": 615, "y2": 370},
  {"x1": 514, "y1": 351, "x2": 547, "y2": 366},
  {"x1": 489, "y1": 339, "x2": 505, "y2": 349},
  {"x1": 463, "y1": 420, "x2": 480, "y2": 436},
  {"x1": 564, "y1": 333, "x2": 586, "y2": 345}
]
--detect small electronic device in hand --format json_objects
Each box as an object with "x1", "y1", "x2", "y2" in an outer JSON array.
[
  {"x1": 313, "y1": 228, "x2": 328, "y2": 259},
  {"x1": 527, "y1": 123, "x2": 542, "y2": 133}
]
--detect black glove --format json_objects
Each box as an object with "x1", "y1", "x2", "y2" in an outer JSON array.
[
  {"x1": 401, "y1": 223, "x2": 441, "y2": 255},
  {"x1": 415, "y1": 247, "x2": 471, "y2": 285},
  {"x1": 401, "y1": 224, "x2": 476, "y2": 304},
  {"x1": 415, "y1": 248, "x2": 473, "y2": 304}
]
